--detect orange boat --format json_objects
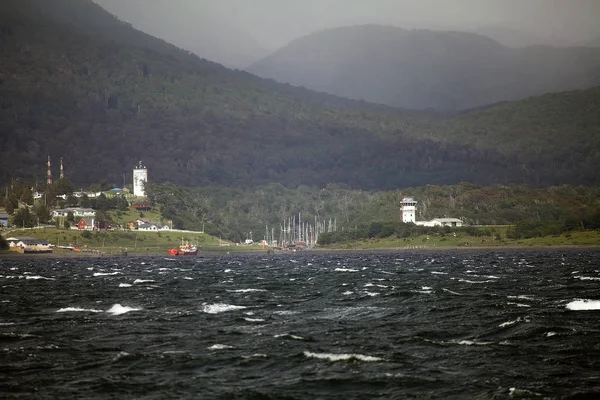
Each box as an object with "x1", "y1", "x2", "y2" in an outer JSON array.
[{"x1": 168, "y1": 239, "x2": 198, "y2": 256}]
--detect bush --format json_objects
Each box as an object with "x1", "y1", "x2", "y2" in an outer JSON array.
[{"x1": 81, "y1": 230, "x2": 93, "y2": 239}]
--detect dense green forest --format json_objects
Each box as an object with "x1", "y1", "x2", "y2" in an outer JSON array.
[
  {"x1": 1, "y1": 0, "x2": 599, "y2": 191},
  {"x1": 142, "y1": 182, "x2": 600, "y2": 243}
]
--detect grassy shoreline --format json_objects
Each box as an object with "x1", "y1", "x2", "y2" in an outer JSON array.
[{"x1": 2, "y1": 227, "x2": 599, "y2": 258}]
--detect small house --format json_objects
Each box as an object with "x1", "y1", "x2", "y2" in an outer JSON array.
[{"x1": 77, "y1": 217, "x2": 96, "y2": 230}]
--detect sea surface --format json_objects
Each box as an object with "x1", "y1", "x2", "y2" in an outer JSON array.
[{"x1": 1, "y1": 250, "x2": 600, "y2": 399}]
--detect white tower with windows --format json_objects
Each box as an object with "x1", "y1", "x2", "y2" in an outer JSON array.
[
  {"x1": 401, "y1": 197, "x2": 417, "y2": 223},
  {"x1": 133, "y1": 161, "x2": 148, "y2": 197}
]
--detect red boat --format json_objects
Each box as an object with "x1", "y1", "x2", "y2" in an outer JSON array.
[{"x1": 168, "y1": 239, "x2": 198, "y2": 256}]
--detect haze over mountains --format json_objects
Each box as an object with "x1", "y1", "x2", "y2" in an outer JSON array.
[
  {"x1": 1, "y1": 0, "x2": 599, "y2": 191},
  {"x1": 248, "y1": 25, "x2": 600, "y2": 110},
  {"x1": 92, "y1": 0, "x2": 600, "y2": 69}
]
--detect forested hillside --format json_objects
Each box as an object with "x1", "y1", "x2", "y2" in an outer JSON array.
[
  {"x1": 248, "y1": 25, "x2": 600, "y2": 111},
  {"x1": 412, "y1": 86, "x2": 600, "y2": 185},
  {"x1": 0, "y1": 0, "x2": 516, "y2": 190},
  {"x1": 144, "y1": 182, "x2": 600, "y2": 242},
  {"x1": 0, "y1": 0, "x2": 599, "y2": 191}
]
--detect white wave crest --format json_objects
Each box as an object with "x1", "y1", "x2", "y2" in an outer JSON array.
[
  {"x1": 208, "y1": 344, "x2": 233, "y2": 350},
  {"x1": 133, "y1": 279, "x2": 155, "y2": 284},
  {"x1": 303, "y1": 350, "x2": 382, "y2": 362},
  {"x1": 93, "y1": 272, "x2": 120, "y2": 276},
  {"x1": 498, "y1": 317, "x2": 528, "y2": 328},
  {"x1": 106, "y1": 304, "x2": 142, "y2": 315},
  {"x1": 566, "y1": 299, "x2": 600, "y2": 310},
  {"x1": 244, "y1": 317, "x2": 265, "y2": 322},
  {"x1": 274, "y1": 334, "x2": 305, "y2": 340},
  {"x1": 507, "y1": 302, "x2": 531, "y2": 308},
  {"x1": 25, "y1": 275, "x2": 55, "y2": 280},
  {"x1": 57, "y1": 307, "x2": 103, "y2": 313},
  {"x1": 453, "y1": 340, "x2": 492, "y2": 346},
  {"x1": 118, "y1": 283, "x2": 132, "y2": 288},
  {"x1": 335, "y1": 268, "x2": 358, "y2": 272},
  {"x1": 363, "y1": 291, "x2": 379, "y2": 297},
  {"x1": 202, "y1": 303, "x2": 247, "y2": 314},
  {"x1": 457, "y1": 279, "x2": 493, "y2": 284},
  {"x1": 574, "y1": 276, "x2": 600, "y2": 281},
  {"x1": 507, "y1": 295, "x2": 535, "y2": 301}
]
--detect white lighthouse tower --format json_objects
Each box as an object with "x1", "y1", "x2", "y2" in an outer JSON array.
[
  {"x1": 401, "y1": 197, "x2": 417, "y2": 223},
  {"x1": 133, "y1": 161, "x2": 148, "y2": 197}
]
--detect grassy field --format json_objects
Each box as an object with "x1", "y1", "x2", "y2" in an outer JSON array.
[
  {"x1": 2, "y1": 205, "x2": 599, "y2": 255},
  {"x1": 1, "y1": 227, "x2": 264, "y2": 255},
  {"x1": 319, "y1": 229, "x2": 600, "y2": 250}
]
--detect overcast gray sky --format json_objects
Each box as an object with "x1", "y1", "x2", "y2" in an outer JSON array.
[{"x1": 93, "y1": 0, "x2": 600, "y2": 67}]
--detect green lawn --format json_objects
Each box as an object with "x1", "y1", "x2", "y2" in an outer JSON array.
[{"x1": 318, "y1": 229, "x2": 600, "y2": 250}]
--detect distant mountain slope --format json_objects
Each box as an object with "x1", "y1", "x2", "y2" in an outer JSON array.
[
  {"x1": 247, "y1": 25, "x2": 600, "y2": 111},
  {"x1": 92, "y1": 0, "x2": 271, "y2": 68},
  {"x1": 419, "y1": 86, "x2": 600, "y2": 184},
  {"x1": 0, "y1": 0, "x2": 598, "y2": 191},
  {"x1": 0, "y1": 0, "x2": 519, "y2": 190}
]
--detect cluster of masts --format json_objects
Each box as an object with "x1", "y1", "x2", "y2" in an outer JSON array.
[
  {"x1": 46, "y1": 155, "x2": 64, "y2": 185},
  {"x1": 263, "y1": 213, "x2": 337, "y2": 247}
]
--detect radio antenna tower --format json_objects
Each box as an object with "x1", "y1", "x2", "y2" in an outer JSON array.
[{"x1": 46, "y1": 155, "x2": 53, "y2": 185}]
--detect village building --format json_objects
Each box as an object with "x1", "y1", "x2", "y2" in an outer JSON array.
[
  {"x1": 52, "y1": 207, "x2": 96, "y2": 218},
  {"x1": 133, "y1": 161, "x2": 148, "y2": 197},
  {"x1": 76, "y1": 217, "x2": 96, "y2": 230},
  {"x1": 401, "y1": 197, "x2": 464, "y2": 227},
  {"x1": 6, "y1": 237, "x2": 52, "y2": 253},
  {"x1": 138, "y1": 222, "x2": 170, "y2": 231}
]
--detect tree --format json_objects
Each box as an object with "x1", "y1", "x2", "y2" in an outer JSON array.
[
  {"x1": 33, "y1": 203, "x2": 52, "y2": 224},
  {"x1": 11, "y1": 207, "x2": 35, "y2": 228},
  {"x1": 95, "y1": 210, "x2": 112, "y2": 229},
  {"x1": 79, "y1": 194, "x2": 90, "y2": 208},
  {"x1": 53, "y1": 178, "x2": 74, "y2": 196},
  {"x1": 0, "y1": 234, "x2": 8, "y2": 250}
]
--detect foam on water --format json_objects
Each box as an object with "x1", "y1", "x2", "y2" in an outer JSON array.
[
  {"x1": 133, "y1": 279, "x2": 155, "y2": 284},
  {"x1": 335, "y1": 268, "x2": 358, "y2": 272},
  {"x1": 303, "y1": 350, "x2": 382, "y2": 362},
  {"x1": 507, "y1": 302, "x2": 531, "y2": 308},
  {"x1": 228, "y1": 288, "x2": 267, "y2": 293},
  {"x1": 244, "y1": 317, "x2": 265, "y2": 322},
  {"x1": 573, "y1": 276, "x2": 600, "y2": 281},
  {"x1": 208, "y1": 344, "x2": 234, "y2": 350},
  {"x1": 119, "y1": 283, "x2": 132, "y2": 288},
  {"x1": 566, "y1": 299, "x2": 600, "y2": 310},
  {"x1": 93, "y1": 272, "x2": 120, "y2": 276},
  {"x1": 57, "y1": 307, "x2": 103, "y2": 313},
  {"x1": 25, "y1": 275, "x2": 55, "y2": 280},
  {"x1": 499, "y1": 317, "x2": 528, "y2": 328},
  {"x1": 106, "y1": 304, "x2": 142, "y2": 315},
  {"x1": 202, "y1": 303, "x2": 247, "y2": 314}
]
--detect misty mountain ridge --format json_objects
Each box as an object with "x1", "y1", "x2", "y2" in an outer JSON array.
[
  {"x1": 248, "y1": 24, "x2": 600, "y2": 110},
  {"x1": 1, "y1": 0, "x2": 599, "y2": 191}
]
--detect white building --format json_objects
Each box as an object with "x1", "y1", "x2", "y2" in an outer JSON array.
[
  {"x1": 133, "y1": 161, "x2": 148, "y2": 197},
  {"x1": 401, "y1": 197, "x2": 464, "y2": 227},
  {"x1": 401, "y1": 197, "x2": 418, "y2": 223},
  {"x1": 52, "y1": 207, "x2": 96, "y2": 218}
]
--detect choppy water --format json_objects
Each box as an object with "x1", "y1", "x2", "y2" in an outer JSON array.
[{"x1": 1, "y1": 250, "x2": 600, "y2": 399}]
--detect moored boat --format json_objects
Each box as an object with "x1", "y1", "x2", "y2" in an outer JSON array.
[{"x1": 168, "y1": 239, "x2": 198, "y2": 256}]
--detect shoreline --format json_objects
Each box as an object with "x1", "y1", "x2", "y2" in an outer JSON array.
[{"x1": 2, "y1": 244, "x2": 600, "y2": 259}]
